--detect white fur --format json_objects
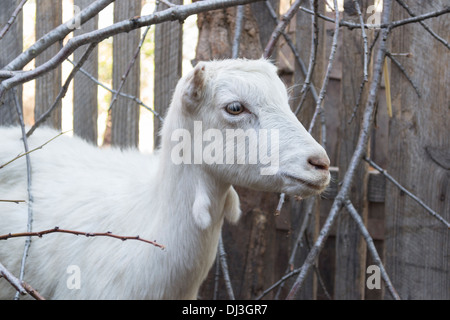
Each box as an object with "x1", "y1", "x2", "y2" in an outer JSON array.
[{"x1": 0, "y1": 59, "x2": 329, "y2": 299}]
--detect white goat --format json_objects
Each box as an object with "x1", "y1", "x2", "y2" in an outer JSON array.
[{"x1": 0, "y1": 59, "x2": 330, "y2": 299}]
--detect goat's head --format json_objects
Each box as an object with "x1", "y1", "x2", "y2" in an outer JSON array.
[{"x1": 167, "y1": 59, "x2": 330, "y2": 198}]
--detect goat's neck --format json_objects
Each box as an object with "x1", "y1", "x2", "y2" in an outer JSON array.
[{"x1": 157, "y1": 130, "x2": 231, "y2": 230}]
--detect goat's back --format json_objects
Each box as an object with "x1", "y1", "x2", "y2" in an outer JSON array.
[{"x1": 0, "y1": 127, "x2": 162, "y2": 299}]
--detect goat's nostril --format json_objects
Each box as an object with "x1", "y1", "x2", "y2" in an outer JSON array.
[{"x1": 308, "y1": 156, "x2": 330, "y2": 171}]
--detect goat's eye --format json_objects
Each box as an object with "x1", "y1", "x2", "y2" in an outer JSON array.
[{"x1": 225, "y1": 102, "x2": 245, "y2": 115}]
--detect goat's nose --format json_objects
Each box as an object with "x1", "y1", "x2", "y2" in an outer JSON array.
[{"x1": 308, "y1": 155, "x2": 330, "y2": 171}]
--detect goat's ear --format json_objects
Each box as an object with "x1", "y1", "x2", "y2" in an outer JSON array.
[
  {"x1": 223, "y1": 186, "x2": 241, "y2": 224},
  {"x1": 183, "y1": 62, "x2": 206, "y2": 109}
]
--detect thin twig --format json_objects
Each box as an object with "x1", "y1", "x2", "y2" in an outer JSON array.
[
  {"x1": 263, "y1": 1, "x2": 319, "y2": 109},
  {"x1": 385, "y1": 51, "x2": 421, "y2": 98},
  {"x1": 213, "y1": 253, "x2": 220, "y2": 300},
  {"x1": 303, "y1": 232, "x2": 332, "y2": 300},
  {"x1": 0, "y1": 200, "x2": 26, "y2": 203},
  {"x1": 258, "y1": 236, "x2": 332, "y2": 300},
  {"x1": 159, "y1": 0, "x2": 176, "y2": 7},
  {"x1": 364, "y1": 157, "x2": 450, "y2": 228},
  {"x1": 353, "y1": 0, "x2": 369, "y2": 81},
  {"x1": 286, "y1": 0, "x2": 393, "y2": 299},
  {"x1": 65, "y1": 58, "x2": 164, "y2": 122},
  {"x1": 298, "y1": 5, "x2": 450, "y2": 30},
  {"x1": 348, "y1": 30, "x2": 381, "y2": 124},
  {"x1": 21, "y1": 280, "x2": 45, "y2": 300},
  {"x1": 0, "y1": 226, "x2": 165, "y2": 249},
  {"x1": 12, "y1": 89, "x2": 33, "y2": 300},
  {"x1": 0, "y1": 0, "x2": 28, "y2": 41},
  {"x1": 218, "y1": 235, "x2": 235, "y2": 299},
  {"x1": 232, "y1": 5, "x2": 245, "y2": 59},
  {"x1": 263, "y1": 0, "x2": 303, "y2": 59},
  {"x1": 26, "y1": 43, "x2": 97, "y2": 137},
  {"x1": 274, "y1": 197, "x2": 314, "y2": 299},
  {"x1": 344, "y1": 199, "x2": 401, "y2": 300},
  {"x1": 294, "y1": 0, "x2": 319, "y2": 115},
  {"x1": 108, "y1": 25, "x2": 152, "y2": 112},
  {"x1": 0, "y1": 131, "x2": 70, "y2": 170},
  {"x1": 289, "y1": 197, "x2": 315, "y2": 266},
  {"x1": 0, "y1": 261, "x2": 26, "y2": 296},
  {"x1": 256, "y1": 266, "x2": 302, "y2": 300},
  {"x1": 308, "y1": 0, "x2": 340, "y2": 144}
]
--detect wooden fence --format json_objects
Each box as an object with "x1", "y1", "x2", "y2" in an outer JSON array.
[{"x1": 0, "y1": 0, "x2": 448, "y2": 300}]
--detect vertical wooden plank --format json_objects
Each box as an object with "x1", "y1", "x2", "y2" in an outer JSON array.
[
  {"x1": 35, "y1": 0, "x2": 62, "y2": 129},
  {"x1": 73, "y1": 0, "x2": 99, "y2": 144},
  {"x1": 290, "y1": 0, "x2": 327, "y2": 300},
  {"x1": 334, "y1": 0, "x2": 371, "y2": 300},
  {"x1": 110, "y1": 1, "x2": 141, "y2": 148},
  {"x1": 153, "y1": 0, "x2": 183, "y2": 148},
  {"x1": 0, "y1": 0, "x2": 23, "y2": 126},
  {"x1": 385, "y1": 0, "x2": 449, "y2": 300},
  {"x1": 251, "y1": 0, "x2": 279, "y2": 54}
]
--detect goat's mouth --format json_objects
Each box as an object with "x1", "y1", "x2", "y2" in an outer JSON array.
[{"x1": 279, "y1": 172, "x2": 329, "y2": 195}]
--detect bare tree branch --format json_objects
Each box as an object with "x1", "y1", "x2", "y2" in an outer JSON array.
[
  {"x1": 218, "y1": 234, "x2": 235, "y2": 299},
  {"x1": 256, "y1": 266, "x2": 302, "y2": 300},
  {"x1": 0, "y1": 0, "x2": 265, "y2": 102},
  {"x1": 0, "y1": 0, "x2": 28, "y2": 41},
  {"x1": 107, "y1": 24, "x2": 152, "y2": 113},
  {"x1": 26, "y1": 43, "x2": 97, "y2": 137},
  {"x1": 0, "y1": 226, "x2": 165, "y2": 249},
  {"x1": 348, "y1": 30, "x2": 381, "y2": 124},
  {"x1": 0, "y1": 200, "x2": 26, "y2": 203},
  {"x1": 286, "y1": 0, "x2": 394, "y2": 299},
  {"x1": 385, "y1": 51, "x2": 421, "y2": 98},
  {"x1": 20, "y1": 280, "x2": 45, "y2": 300},
  {"x1": 364, "y1": 157, "x2": 450, "y2": 228},
  {"x1": 0, "y1": 130, "x2": 70, "y2": 170},
  {"x1": 3, "y1": 0, "x2": 114, "y2": 72},
  {"x1": 299, "y1": 4, "x2": 449, "y2": 30},
  {"x1": 0, "y1": 70, "x2": 24, "y2": 79},
  {"x1": 11, "y1": 88, "x2": 34, "y2": 300},
  {"x1": 308, "y1": 0, "x2": 340, "y2": 147},
  {"x1": 263, "y1": 0, "x2": 303, "y2": 59},
  {"x1": 395, "y1": 0, "x2": 450, "y2": 50},
  {"x1": 263, "y1": 0, "x2": 320, "y2": 110},
  {"x1": 273, "y1": 196, "x2": 314, "y2": 299},
  {"x1": 65, "y1": 58, "x2": 164, "y2": 122},
  {"x1": 294, "y1": 0, "x2": 319, "y2": 115},
  {"x1": 344, "y1": 200, "x2": 401, "y2": 300},
  {"x1": 0, "y1": 261, "x2": 26, "y2": 296},
  {"x1": 0, "y1": 260, "x2": 45, "y2": 300},
  {"x1": 353, "y1": 0, "x2": 369, "y2": 81},
  {"x1": 232, "y1": 5, "x2": 245, "y2": 59}
]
